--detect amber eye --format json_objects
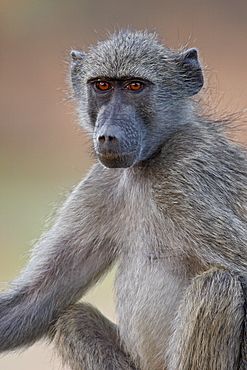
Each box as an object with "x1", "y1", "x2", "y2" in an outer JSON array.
[
  {"x1": 126, "y1": 82, "x2": 143, "y2": 91},
  {"x1": 95, "y1": 81, "x2": 112, "y2": 91}
]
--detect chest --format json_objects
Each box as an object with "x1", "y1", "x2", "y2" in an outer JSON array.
[
  {"x1": 111, "y1": 183, "x2": 187, "y2": 367},
  {"x1": 108, "y1": 171, "x2": 207, "y2": 367},
  {"x1": 112, "y1": 171, "x2": 192, "y2": 299}
]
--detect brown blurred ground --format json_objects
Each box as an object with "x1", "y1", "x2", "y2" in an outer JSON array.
[{"x1": 0, "y1": 0, "x2": 247, "y2": 368}]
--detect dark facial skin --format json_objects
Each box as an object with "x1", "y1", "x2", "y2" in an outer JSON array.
[{"x1": 87, "y1": 77, "x2": 154, "y2": 168}]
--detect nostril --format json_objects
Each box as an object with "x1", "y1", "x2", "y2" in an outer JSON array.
[
  {"x1": 98, "y1": 135, "x2": 118, "y2": 143},
  {"x1": 108, "y1": 136, "x2": 117, "y2": 142}
]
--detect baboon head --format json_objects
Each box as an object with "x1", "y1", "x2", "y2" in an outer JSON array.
[{"x1": 70, "y1": 30, "x2": 204, "y2": 168}]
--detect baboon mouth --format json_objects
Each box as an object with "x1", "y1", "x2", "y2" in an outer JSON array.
[
  {"x1": 98, "y1": 150, "x2": 136, "y2": 158},
  {"x1": 97, "y1": 151, "x2": 137, "y2": 168},
  {"x1": 98, "y1": 152, "x2": 120, "y2": 160}
]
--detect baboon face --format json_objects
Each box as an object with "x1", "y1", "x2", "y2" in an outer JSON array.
[
  {"x1": 71, "y1": 30, "x2": 204, "y2": 168},
  {"x1": 87, "y1": 77, "x2": 154, "y2": 168}
]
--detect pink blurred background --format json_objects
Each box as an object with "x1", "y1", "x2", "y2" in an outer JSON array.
[{"x1": 1, "y1": 0, "x2": 247, "y2": 368}]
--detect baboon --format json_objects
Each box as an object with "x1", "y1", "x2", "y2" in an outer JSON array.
[{"x1": 1, "y1": 29, "x2": 247, "y2": 370}]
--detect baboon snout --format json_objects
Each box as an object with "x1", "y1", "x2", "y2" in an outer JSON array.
[{"x1": 96, "y1": 126, "x2": 123, "y2": 154}]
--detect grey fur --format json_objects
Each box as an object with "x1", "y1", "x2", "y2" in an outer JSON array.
[{"x1": 1, "y1": 29, "x2": 247, "y2": 369}]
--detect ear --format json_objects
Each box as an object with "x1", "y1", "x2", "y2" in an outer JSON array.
[
  {"x1": 179, "y1": 48, "x2": 204, "y2": 96},
  {"x1": 70, "y1": 51, "x2": 85, "y2": 100},
  {"x1": 70, "y1": 50, "x2": 85, "y2": 61}
]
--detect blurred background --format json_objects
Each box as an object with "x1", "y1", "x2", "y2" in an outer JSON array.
[{"x1": 1, "y1": 0, "x2": 247, "y2": 368}]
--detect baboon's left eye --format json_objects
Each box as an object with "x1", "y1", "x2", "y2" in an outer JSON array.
[{"x1": 126, "y1": 82, "x2": 143, "y2": 91}]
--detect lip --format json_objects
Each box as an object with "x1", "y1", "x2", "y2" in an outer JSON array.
[
  {"x1": 97, "y1": 152, "x2": 120, "y2": 160},
  {"x1": 97, "y1": 149, "x2": 137, "y2": 157},
  {"x1": 96, "y1": 151, "x2": 137, "y2": 168}
]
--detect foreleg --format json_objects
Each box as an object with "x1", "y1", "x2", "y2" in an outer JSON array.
[{"x1": 52, "y1": 302, "x2": 138, "y2": 370}]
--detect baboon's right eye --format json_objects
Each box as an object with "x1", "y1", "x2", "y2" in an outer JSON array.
[{"x1": 94, "y1": 81, "x2": 112, "y2": 92}]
